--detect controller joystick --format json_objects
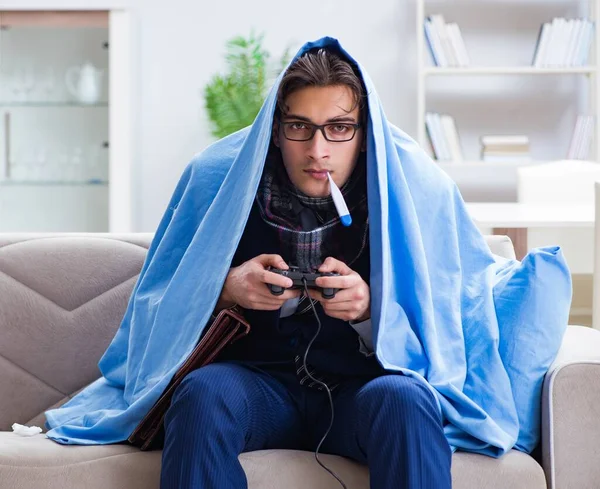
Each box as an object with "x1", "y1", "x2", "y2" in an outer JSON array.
[{"x1": 267, "y1": 265, "x2": 340, "y2": 299}]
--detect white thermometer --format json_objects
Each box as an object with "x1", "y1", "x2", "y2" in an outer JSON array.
[{"x1": 327, "y1": 172, "x2": 352, "y2": 227}]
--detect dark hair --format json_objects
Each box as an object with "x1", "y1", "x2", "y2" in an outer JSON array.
[{"x1": 276, "y1": 48, "x2": 367, "y2": 124}]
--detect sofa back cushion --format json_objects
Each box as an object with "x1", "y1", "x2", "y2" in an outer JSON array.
[{"x1": 0, "y1": 234, "x2": 152, "y2": 430}]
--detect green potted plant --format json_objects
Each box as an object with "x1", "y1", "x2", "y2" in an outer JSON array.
[{"x1": 204, "y1": 32, "x2": 290, "y2": 139}]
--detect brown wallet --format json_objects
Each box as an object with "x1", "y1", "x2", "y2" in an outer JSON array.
[{"x1": 127, "y1": 305, "x2": 250, "y2": 450}]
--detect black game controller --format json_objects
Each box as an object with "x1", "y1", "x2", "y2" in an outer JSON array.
[{"x1": 267, "y1": 266, "x2": 340, "y2": 299}]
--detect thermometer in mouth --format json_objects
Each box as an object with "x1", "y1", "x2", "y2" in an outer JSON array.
[{"x1": 327, "y1": 172, "x2": 352, "y2": 227}]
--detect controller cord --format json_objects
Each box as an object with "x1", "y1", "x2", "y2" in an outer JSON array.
[{"x1": 301, "y1": 278, "x2": 347, "y2": 489}]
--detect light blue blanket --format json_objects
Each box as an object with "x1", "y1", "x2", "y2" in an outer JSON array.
[{"x1": 45, "y1": 37, "x2": 572, "y2": 456}]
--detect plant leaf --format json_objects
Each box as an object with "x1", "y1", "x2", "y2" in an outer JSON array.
[{"x1": 204, "y1": 32, "x2": 285, "y2": 139}]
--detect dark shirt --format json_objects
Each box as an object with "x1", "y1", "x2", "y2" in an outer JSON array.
[{"x1": 218, "y1": 202, "x2": 384, "y2": 380}]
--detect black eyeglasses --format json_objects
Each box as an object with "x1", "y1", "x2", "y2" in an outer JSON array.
[{"x1": 280, "y1": 120, "x2": 361, "y2": 142}]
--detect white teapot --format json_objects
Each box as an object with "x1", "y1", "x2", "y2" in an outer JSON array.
[{"x1": 65, "y1": 62, "x2": 103, "y2": 104}]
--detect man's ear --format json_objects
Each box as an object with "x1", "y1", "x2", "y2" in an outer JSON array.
[{"x1": 272, "y1": 121, "x2": 280, "y2": 148}]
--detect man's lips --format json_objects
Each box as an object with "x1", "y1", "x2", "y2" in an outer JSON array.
[{"x1": 304, "y1": 169, "x2": 330, "y2": 181}]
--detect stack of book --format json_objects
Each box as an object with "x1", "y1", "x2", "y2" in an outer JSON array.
[
  {"x1": 424, "y1": 15, "x2": 470, "y2": 68},
  {"x1": 481, "y1": 136, "x2": 531, "y2": 163},
  {"x1": 567, "y1": 115, "x2": 594, "y2": 160},
  {"x1": 532, "y1": 18, "x2": 594, "y2": 67},
  {"x1": 425, "y1": 112, "x2": 464, "y2": 161}
]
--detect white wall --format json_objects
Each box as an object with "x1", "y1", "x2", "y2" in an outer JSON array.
[{"x1": 133, "y1": 0, "x2": 414, "y2": 231}]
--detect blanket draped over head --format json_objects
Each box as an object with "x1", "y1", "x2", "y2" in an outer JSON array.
[{"x1": 45, "y1": 37, "x2": 572, "y2": 457}]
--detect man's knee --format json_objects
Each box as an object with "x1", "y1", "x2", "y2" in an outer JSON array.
[
  {"x1": 359, "y1": 374, "x2": 439, "y2": 421},
  {"x1": 171, "y1": 363, "x2": 249, "y2": 419}
]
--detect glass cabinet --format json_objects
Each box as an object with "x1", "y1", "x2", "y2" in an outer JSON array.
[{"x1": 0, "y1": 11, "x2": 110, "y2": 231}]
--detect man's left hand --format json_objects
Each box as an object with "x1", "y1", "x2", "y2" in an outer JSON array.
[{"x1": 307, "y1": 257, "x2": 370, "y2": 322}]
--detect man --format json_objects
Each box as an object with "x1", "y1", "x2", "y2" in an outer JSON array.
[
  {"x1": 159, "y1": 47, "x2": 452, "y2": 489},
  {"x1": 44, "y1": 36, "x2": 570, "y2": 489}
]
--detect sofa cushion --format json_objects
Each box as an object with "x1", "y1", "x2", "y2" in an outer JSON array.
[
  {"x1": 0, "y1": 235, "x2": 151, "y2": 431},
  {"x1": 0, "y1": 433, "x2": 545, "y2": 489},
  {"x1": 493, "y1": 246, "x2": 571, "y2": 452}
]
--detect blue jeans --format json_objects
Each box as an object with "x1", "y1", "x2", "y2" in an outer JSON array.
[{"x1": 160, "y1": 361, "x2": 452, "y2": 489}]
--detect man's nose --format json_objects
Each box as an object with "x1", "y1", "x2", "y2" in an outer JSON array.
[{"x1": 306, "y1": 129, "x2": 330, "y2": 160}]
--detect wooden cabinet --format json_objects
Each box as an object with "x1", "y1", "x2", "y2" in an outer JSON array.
[{"x1": 0, "y1": 11, "x2": 109, "y2": 28}]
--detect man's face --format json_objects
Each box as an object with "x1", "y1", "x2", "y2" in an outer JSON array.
[{"x1": 274, "y1": 85, "x2": 364, "y2": 198}]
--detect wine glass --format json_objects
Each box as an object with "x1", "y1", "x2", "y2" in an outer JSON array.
[
  {"x1": 39, "y1": 67, "x2": 56, "y2": 103},
  {"x1": 20, "y1": 66, "x2": 36, "y2": 102}
]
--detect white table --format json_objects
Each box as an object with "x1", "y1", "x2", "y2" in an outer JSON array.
[{"x1": 466, "y1": 203, "x2": 595, "y2": 260}]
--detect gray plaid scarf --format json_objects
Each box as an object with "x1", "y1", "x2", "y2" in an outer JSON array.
[{"x1": 256, "y1": 149, "x2": 369, "y2": 272}]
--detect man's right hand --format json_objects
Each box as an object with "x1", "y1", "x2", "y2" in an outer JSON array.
[{"x1": 215, "y1": 254, "x2": 301, "y2": 311}]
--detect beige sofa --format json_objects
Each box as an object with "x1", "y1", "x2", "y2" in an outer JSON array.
[{"x1": 0, "y1": 233, "x2": 599, "y2": 489}]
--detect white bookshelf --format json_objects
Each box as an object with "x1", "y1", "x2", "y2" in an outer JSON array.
[
  {"x1": 416, "y1": 0, "x2": 600, "y2": 167},
  {"x1": 424, "y1": 67, "x2": 597, "y2": 76},
  {"x1": 436, "y1": 160, "x2": 549, "y2": 169}
]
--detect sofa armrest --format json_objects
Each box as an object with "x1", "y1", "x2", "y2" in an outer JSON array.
[{"x1": 541, "y1": 326, "x2": 600, "y2": 489}]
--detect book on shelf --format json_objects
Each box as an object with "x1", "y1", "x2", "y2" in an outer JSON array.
[
  {"x1": 532, "y1": 17, "x2": 594, "y2": 68},
  {"x1": 482, "y1": 155, "x2": 532, "y2": 163},
  {"x1": 480, "y1": 135, "x2": 531, "y2": 162},
  {"x1": 424, "y1": 15, "x2": 470, "y2": 68},
  {"x1": 425, "y1": 112, "x2": 464, "y2": 161},
  {"x1": 567, "y1": 114, "x2": 594, "y2": 159},
  {"x1": 480, "y1": 135, "x2": 529, "y2": 146}
]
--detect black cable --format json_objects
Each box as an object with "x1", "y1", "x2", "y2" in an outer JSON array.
[{"x1": 301, "y1": 278, "x2": 347, "y2": 489}]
